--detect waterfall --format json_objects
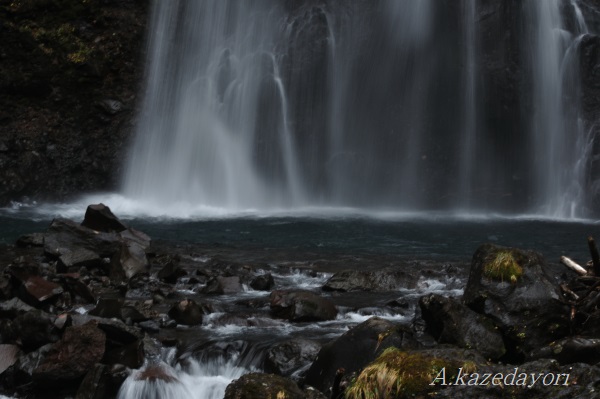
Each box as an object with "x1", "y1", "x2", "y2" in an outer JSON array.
[
  {"x1": 526, "y1": 0, "x2": 592, "y2": 218},
  {"x1": 122, "y1": 0, "x2": 598, "y2": 218}
]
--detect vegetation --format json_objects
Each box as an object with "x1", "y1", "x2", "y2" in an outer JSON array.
[
  {"x1": 483, "y1": 250, "x2": 523, "y2": 283},
  {"x1": 345, "y1": 348, "x2": 473, "y2": 399}
]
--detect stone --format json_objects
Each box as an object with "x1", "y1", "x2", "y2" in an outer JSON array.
[
  {"x1": 13, "y1": 310, "x2": 58, "y2": 351},
  {"x1": 109, "y1": 241, "x2": 149, "y2": 282},
  {"x1": 81, "y1": 203, "x2": 128, "y2": 233},
  {"x1": 88, "y1": 297, "x2": 124, "y2": 319},
  {"x1": 419, "y1": 294, "x2": 506, "y2": 360},
  {"x1": 264, "y1": 339, "x2": 321, "y2": 377},
  {"x1": 58, "y1": 247, "x2": 103, "y2": 269},
  {"x1": 304, "y1": 317, "x2": 420, "y2": 393},
  {"x1": 202, "y1": 276, "x2": 242, "y2": 295},
  {"x1": 270, "y1": 290, "x2": 337, "y2": 322},
  {"x1": 0, "y1": 344, "x2": 20, "y2": 374},
  {"x1": 18, "y1": 274, "x2": 64, "y2": 305},
  {"x1": 75, "y1": 363, "x2": 108, "y2": 399},
  {"x1": 224, "y1": 373, "x2": 305, "y2": 399},
  {"x1": 120, "y1": 228, "x2": 151, "y2": 249},
  {"x1": 103, "y1": 339, "x2": 144, "y2": 369},
  {"x1": 71, "y1": 314, "x2": 142, "y2": 345},
  {"x1": 529, "y1": 337, "x2": 600, "y2": 365},
  {"x1": 323, "y1": 268, "x2": 419, "y2": 292},
  {"x1": 33, "y1": 321, "x2": 106, "y2": 385},
  {"x1": 250, "y1": 273, "x2": 274, "y2": 291},
  {"x1": 155, "y1": 254, "x2": 186, "y2": 283},
  {"x1": 0, "y1": 297, "x2": 35, "y2": 318},
  {"x1": 44, "y1": 218, "x2": 122, "y2": 259},
  {"x1": 463, "y1": 244, "x2": 570, "y2": 361},
  {"x1": 168, "y1": 299, "x2": 204, "y2": 326},
  {"x1": 16, "y1": 232, "x2": 45, "y2": 247}
]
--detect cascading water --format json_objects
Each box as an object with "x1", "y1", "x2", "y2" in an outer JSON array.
[{"x1": 123, "y1": 0, "x2": 599, "y2": 218}]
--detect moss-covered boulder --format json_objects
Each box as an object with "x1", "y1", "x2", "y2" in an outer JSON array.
[
  {"x1": 224, "y1": 373, "x2": 305, "y2": 399},
  {"x1": 463, "y1": 244, "x2": 570, "y2": 361}
]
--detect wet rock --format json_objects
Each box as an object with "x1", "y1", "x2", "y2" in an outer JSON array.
[
  {"x1": 250, "y1": 273, "x2": 275, "y2": 291},
  {"x1": 103, "y1": 339, "x2": 144, "y2": 369},
  {"x1": 13, "y1": 310, "x2": 58, "y2": 351},
  {"x1": 81, "y1": 203, "x2": 128, "y2": 233},
  {"x1": 138, "y1": 320, "x2": 159, "y2": 333},
  {"x1": 44, "y1": 218, "x2": 122, "y2": 259},
  {"x1": 58, "y1": 247, "x2": 103, "y2": 269},
  {"x1": 71, "y1": 314, "x2": 142, "y2": 345},
  {"x1": 109, "y1": 241, "x2": 149, "y2": 282},
  {"x1": 265, "y1": 339, "x2": 321, "y2": 377},
  {"x1": 419, "y1": 294, "x2": 505, "y2": 360},
  {"x1": 0, "y1": 344, "x2": 20, "y2": 374},
  {"x1": 155, "y1": 254, "x2": 186, "y2": 283},
  {"x1": 224, "y1": 372, "x2": 305, "y2": 399},
  {"x1": 529, "y1": 337, "x2": 600, "y2": 365},
  {"x1": 9, "y1": 343, "x2": 53, "y2": 386},
  {"x1": 119, "y1": 228, "x2": 151, "y2": 249},
  {"x1": 168, "y1": 299, "x2": 204, "y2": 326},
  {"x1": 270, "y1": 289, "x2": 337, "y2": 322},
  {"x1": 323, "y1": 268, "x2": 419, "y2": 292},
  {"x1": 75, "y1": 363, "x2": 108, "y2": 399},
  {"x1": 304, "y1": 317, "x2": 419, "y2": 393},
  {"x1": 0, "y1": 297, "x2": 35, "y2": 318},
  {"x1": 16, "y1": 274, "x2": 64, "y2": 306},
  {"x1": 88, "y1": 297, "x2": 124, "y2": 319},
  {"x1": 463, "y1": 244, "x2": 570, "y2": 361},
  {"x1": 16, "y1": 232, "x2": 45, "y2": 248},
  {"x1": 121, "y1": 305, "x2": 149, "y2": 323},
  {"x1": 33, "y1": 321, "x2": 106, "y2": 386},
  {"x1": 203, "y1": 276, "x2": 242, "y2": 295}
]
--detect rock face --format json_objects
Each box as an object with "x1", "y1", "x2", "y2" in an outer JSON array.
[
  {"x1": 0, "y1": 1, "x2": 148, "y2": 206},
  {"x1": 270, "y1": 290, "x2": 337, "y2": 321},
  {"x1": 463, "y1": 244, "x2": 570, "y2": 361}
]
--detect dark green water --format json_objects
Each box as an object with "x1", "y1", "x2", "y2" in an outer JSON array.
[{"x1": 1, "y1": 210, "x2": 597, "y2": 263}]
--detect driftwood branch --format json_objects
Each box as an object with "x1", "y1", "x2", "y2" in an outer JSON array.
[
  {"x1": 561, "y1": 256, "x2": 587, "y2": 276},
  {"x1": 588, "y1": 236, "x2": 600, "y2": 275}
]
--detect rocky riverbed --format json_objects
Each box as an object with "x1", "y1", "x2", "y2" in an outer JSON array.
[{"x1": 0, "y1": 204, "x2": 598, "y2": 398}]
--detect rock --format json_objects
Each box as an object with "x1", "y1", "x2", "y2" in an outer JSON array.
[
  {"x1": 270, "y1": 290, "x2": 337, "y2": 322},
  {"x1": 155, "y1": 254, "x2": 186, "y2": 283},
  {"x1": 138, "y1": 320, "x2": 160, "y2": 333},
  {"x1": 75, "y1": 364, "x2": 108, "y2": 399},
  {"x1": 419, "y1": 294, "x2": 506, "y2": 360},
  {"x1": 0, "y1": 344, "x2": 20, "y2": 374},
  {"x1": 16, "y1": 232, "x2": 45, "y2": 247},
  {"x1": 13, "y1": 310, "x2": 58, "y2": 351},
  {"x1": 224, "y1": 373, "x2": 305, "y2": 399},
  {"x1": 8, "y1": 343, "x2": 53, "y2": 387},
  {"x1": 323, "y1": 268, "x2": 419, "y2": 292},
  {"x1": 97, "y1": 99, "x2": 124, "y2": 115},
  {"x1": 103, "y1": 339, "x2": 144, "y2": 369},
  {"x1": 109, "y1": 241, "x2": 149, "y2": 282},
  {"x1": 120, "y1": 305, "x2": 149, "y2": 323},
  {"x1": 33, "y1": 321, "x2": 106, "y2": 386},
  {"x1": 88, "y1": 297, "x2": 124, "y2": 319},
  {"x1": 529, "y1": 337, "x2": 600, "y2": 365},
  {"x1": 61, "y1": 275, "x2": 96, "y2": 303},
  {"x1": 17, "y1": 274, "x2": 64, "y2": 305},
  {"x1": 119, "y1": 228, "x2": 151, "y2": 249},
  {"x1": 168, "y1": 299, "x2": 204, "y2": 326},
  {"x1": 304, "y1": 317, "x2": 420, "y2": 393},
  {"x1": 44, "y1": 218, "x2": 122, "y2": 259},
  {"x1": 81, "y1": 203, "x2": 128, "y2": 233},
  {"x1": 0, "y1": 276, "x2": 13, "y2": 300},
  {"x1": 58, "y1": 247, "x2": 103, "y2": 269},
  {"x1": 202, "y1": 276, "x2": 242, "y2": 295},
  {"x1": 250, "y1": 273, "x2": 275, "y2": 291},
  {"x1": 71, "y1": 314, "x2": 142, "y2": 345},
  {"x1": 463, "y1": 244, "x2": 570, "y2": 361},
  {"x1": 118, "y1": 364, "x2": 188, "y2": 398},
  {"x1": 265, "y1": 339, "x2": 321, "y2": 377},
  {"x1": 0, "y1": 297, "x2": 35, "y2": 318}
]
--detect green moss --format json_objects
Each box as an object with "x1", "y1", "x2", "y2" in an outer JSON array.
[
  {"x1": 483, "y1": 250, "x2": 523, "y2": 283},
  {"x1": 345, "y1": 348, "x2": 471, "y2": 399}
]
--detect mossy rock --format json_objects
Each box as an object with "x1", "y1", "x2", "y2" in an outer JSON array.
[
  {"x1": 345, "y1": 347, "x2": 474, "y2": 399},
  {"x1": 482, "y1": 249, "x2": 523, "y2": 283},
  {"x1": 224, "y1": 373, "x2": 305, "y2": 399}
]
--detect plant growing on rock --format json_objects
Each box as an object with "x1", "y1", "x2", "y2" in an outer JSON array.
[
  {"x1": 483, "y1": 250, "x2": 523, "y2": 283},
  {"x1": 344, "y1": 347, "x2": 470, "y2": 399}
]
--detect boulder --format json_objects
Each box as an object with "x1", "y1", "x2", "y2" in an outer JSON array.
[
  {"x1": 203, "y1": 276, "x2": 242, "y2": 295},
  {"x1": 463, "y1": 244, "x2": 570, "y2": 361},
  {"x1": 33, "y1": 321, "x2": 106, "y2": 386},
  {"x1": 75, "y1": 364, "x2": 108, "y2": 399},
  {"x1": 322, "y1": 268, "x2": 419, "y2": 292},
  {"x1": 303, "y1": 317, "x2": 420, "y2": 393},
  {"x1": 119, "y1": 228, "x2": 151, "y2": 250},
  {"x1": 88, "y1": 298, "x2": 124, "y2": 319},
  {"x1": 71, "y1": 315, "x2": 142, "y2": 345},
  {"x1": 58, "y1": 247, "x2": 103, "y2": 269},
  {"x1": 224, "y1": 373, "x2": 305, "y2": 399},
  {"x1": 13, "y1": 310, "x2": 58, "y2": 351},
  {"x1": 155, "y1": 254, "x2": 186, "y2": 283},
  {"x1": 0, "y1": 344, "x2": 20, "y2": 374},
  {"x1": 419, "y1": 294, "x2": 505, "y2": 360},
  {"x1": 529, "y1": 337, "x2": 600, "y2": 365},
  {"x1": 270, "y1": 290, "x2": 337, "y2": 322},
  {"x1": 8, "y1": 343, "x2": 53, "y2": 386},
  {"x1": 265, "y1": 339, "x2": 321, "y2": 377},
  {"x1": 103, "y1": 339, "x2": 144, "y2": 369},
  {"x1": 44, "y1": 218, "x2": 121, "y2": 259},
  {"x1": 81, "y1": 203, "x2": 128, "y2": 233},
  {"x1": 16, "y1": 274, "x2": 64, "y2": 306},
  {"x1": 0, "y1": 297, "x2": 35, "y2": 318},
  {"x1": 16, "y1": 232, "x2": 45, "y2": 248},
  {"x1": 168, "y1": 299, "x2": 205, "y2": 326},
  {"x1": 109, "y1": 241, "x2": 149, "y2": 282},
  {"x1": 250, "y1": 273, "x2": 275, "y2": 291}
]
